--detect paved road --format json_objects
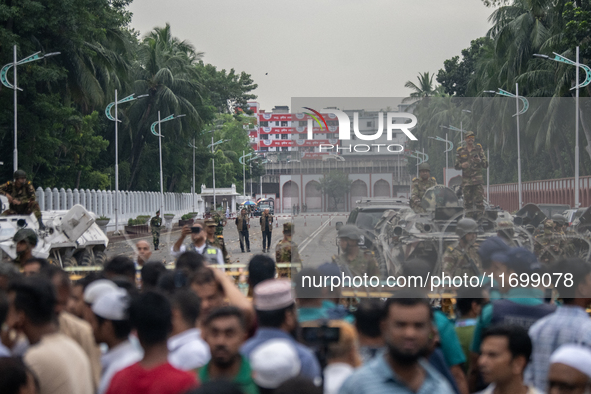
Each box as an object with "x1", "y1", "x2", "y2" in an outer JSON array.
[{"x1": 105, "y1": 213, "x2": 349, "y2": 268}]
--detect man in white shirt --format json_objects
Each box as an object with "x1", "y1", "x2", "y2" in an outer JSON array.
[
  {"x1": 167, "y1": 289, "x2": 210, "y2": 370},
  {"x1": 171, "y1": 221, "x2": 224, "y2": 267},
  {"x1": 91, "y1": 289, "x2": 143, "y2": 394}
]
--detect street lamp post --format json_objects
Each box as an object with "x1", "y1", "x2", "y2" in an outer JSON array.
[
  {"x1": 533, "y1": 48, "x2": 591, "y2": 207},
  {"x1": 484, "y1": 85, "x2": 529, "y2": 209},
  {"x1": 207, "y1": 138, "x2": 230, "y2": 210},
  {"x1": 188, "y1": 138, "x2": 199, "y2": 213},
  {"x1": 105, "y1": 91, "x2": 148, "y2": 234},
  {"x1": 1, "y1": 47, "x2": 60, "y2": 173},
  {"x1": 428, "y1": 134, "x2": 453, "y2": 186},
  {"x1": 151, "y1": 112, "x2": 185, "y2": 213}
]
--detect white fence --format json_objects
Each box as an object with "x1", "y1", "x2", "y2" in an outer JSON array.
[{"x1": 35, "y1": 187, "x2": 204, "y2": 231}]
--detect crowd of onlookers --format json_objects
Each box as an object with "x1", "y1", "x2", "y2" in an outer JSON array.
[{"x1": 1, "y1": 235, "x2": 591, "y2": 394}]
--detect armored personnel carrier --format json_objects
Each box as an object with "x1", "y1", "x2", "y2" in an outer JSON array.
[
  {"x1": 0, "y1": 202, "x2": 109, "y2": 267},
  {"x1": 372, "y1": 185, "x2": 528, "y2": 275}
]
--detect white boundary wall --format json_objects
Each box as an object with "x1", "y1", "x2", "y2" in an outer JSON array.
[{"x1": 35, "y1": 187, "x2": 204, "y2": 232}]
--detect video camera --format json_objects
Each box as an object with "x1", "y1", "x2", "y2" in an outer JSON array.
[{"x1": 300, "y1": 321, "x2": 341, "y2": 370}]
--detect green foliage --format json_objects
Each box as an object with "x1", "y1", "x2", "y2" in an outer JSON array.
[
  {"x1": 316, "y1": 171, "x2": 353, "y2": 210},
  {"x1": 437, "y1": 38, "x2": 491, "y2": 97},
  {"x1": 0, "y1": 2, "x2": 257, "y2": 194}
]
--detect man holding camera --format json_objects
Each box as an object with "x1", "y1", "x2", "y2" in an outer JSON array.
[
  {"x1": 455, "y1": 131, "x2": 488, "y2": 220},
  {"x1": 171, "y1": 221, "x2": 224, "y2": 267},
  {"x1": 235, "y1": 208, "x2": 250, "y2": 253}
]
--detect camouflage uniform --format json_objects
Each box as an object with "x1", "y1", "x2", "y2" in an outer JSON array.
[
  {"x1": 275, "y1": 223, "x2": 302, "y2": 278},
  {"x1": 0, "y1": 180, "x2": 41, "y2": 219},
  {"x1": 331, "y1": 251, "x2": 380, "y2": 278},
  {"x1": 442, "y1": 242, "x2": 482, "y2": 277},
  {"x1": 212, "y1": 212, "x2": 226, "y2": 236},
  {"x1": 150, "y1": 213, "x2": 162, "y2": 250},
  {"x1": 455, "y1": 135, "x2": 488, "y2": 219},
  {"x1": 410, "y1": 176, "x2": 437, "y2": 213},
  {"x1": 534, "y1": 220, "x2": 562, "y2": 265}
]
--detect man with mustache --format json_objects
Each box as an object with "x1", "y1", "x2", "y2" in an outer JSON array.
[
  {"x1": 339, "y1": 292, "x2": 454, "y2": 394},
  {"x1": 198, "y1": 306, "x2": 259, "y2": 394}
]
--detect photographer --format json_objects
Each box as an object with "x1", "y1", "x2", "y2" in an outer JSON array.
[{"x1": 171, "y1": 221, "x2": 224, "y2": 268}]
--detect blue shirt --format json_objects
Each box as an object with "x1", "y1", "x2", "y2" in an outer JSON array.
[
  {"x1": 241, "y1": 327, "x2": 321, "y2": 380},
  {"x1": 339, "y1": 354, "x2": 455, "y2": 394}
]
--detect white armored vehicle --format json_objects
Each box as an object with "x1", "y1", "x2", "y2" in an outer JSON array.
[{"x1": 0, "y1": 197, "x2": 109, "y2": 267}]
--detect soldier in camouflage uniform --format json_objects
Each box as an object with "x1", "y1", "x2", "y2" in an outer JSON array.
[
  {"x1": 12, "y1": 228, "x2": 38, "y2": 266},
  {"x1": 551, "y1": 214, "x2": 575, "y2": 256},
  {"x1": 0, "y1": 170, "x2": 44, "y2": 228},
  {"x1": 150, "y1": 210, "x2": 162, "y2": 250},
  {"x1": 275, "y1": 222, "x2": 302, "y2": 278},
  {"x1": 410, "y1": 162, "x2": 438, "y2": 213},
  {"x1": 443, "y1": 218, "x2": 482, "y2": 277},
  {"x1": 534, "y1": 220, "x2": 562, "y2": 265},
  {"x1": 212, "y1": 211, "x2": 227, "y2": 236},
  {"x1": 332, "y1": 225, "x2": 380, "y2": 278},
  {"x1": 454, "y1": 131, "x2": 488, "y2": 220},
  {"x1": 204, "y1": 218, "x2": 229, "y2": 264}
]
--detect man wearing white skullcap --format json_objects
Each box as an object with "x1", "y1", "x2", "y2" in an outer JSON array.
[
  {"x1": 250, "y1": 338, "x2": 301, "y2": 392},
  {"x1": 547, "y1": 344, "x2": 591, "y2": 394},
  {"x1": 91, "y1": 290, "x2": 143, "y2": 394}
]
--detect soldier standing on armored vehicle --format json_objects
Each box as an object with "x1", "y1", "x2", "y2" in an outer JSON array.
[
  {"x1": 0, "y1": 170, "x2": 44, "y2": 229},
  {"x1": 150, "y1": 210, "x2": 162, "y2": 250},
  {"x1": 455, "y1": 131, "x2": 488, "y2": 220},
  {"x1": 410, "y1": 162, "x2": 438, "y2": 213},
  {"x1": 332, "y1": 225, "x2": 380, "y2": 278},
  {"x1": 275, "y1": 222, "x2": 302, "y2": 278},
  {"x1": 443, "y1": 218, "x2": 482, "y2": 277}
]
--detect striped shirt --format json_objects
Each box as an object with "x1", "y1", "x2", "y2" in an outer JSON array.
[
  {"x1": 525, "y1": 305, "x2": 591, "y2": 391},
  {"x1": 339, "y1": 354, "x2": 454, "y2": 394}
]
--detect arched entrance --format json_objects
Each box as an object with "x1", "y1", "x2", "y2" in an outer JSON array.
[
  {"x1": 282, "y1": 181, "x2": 299, "y2": 213},
  {"x1": 305, "y1": 181, "x2": 322, "y2": 212},
  {"x1": 350, "y1": 180, "x2": 368, "y2": 209},
  {"x1": 374, "y1": 179, "x2": 391, "y2": 197}
]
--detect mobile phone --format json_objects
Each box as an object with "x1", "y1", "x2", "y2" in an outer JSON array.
[{"x1": 191, "y1": 226, "x2": 202, "y2": 234}]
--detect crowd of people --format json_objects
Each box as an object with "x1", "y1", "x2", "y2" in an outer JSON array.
[{"x1": 1, "y1": 233, "x2": 591, "y2": 394}]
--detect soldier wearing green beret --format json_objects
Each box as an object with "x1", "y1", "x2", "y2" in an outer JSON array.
[
  {"x1": 410, "y1": 162, "x2": 437, "y2": 213},
  {"x1": 150, "y1": 210, "x2": 162, "y2": 250},
  {"x1": 0, "y1": 170, "x2": 44, "y2": 229},
  {"x1": 332, "y1": 225, "x2": 380, "y2": 278},
  {"x1": 275, "y1": 222, "x2": 302, "y2": 278},
  {"x1": 455, "y1": 131, "x2": 488, "y2": 220}
]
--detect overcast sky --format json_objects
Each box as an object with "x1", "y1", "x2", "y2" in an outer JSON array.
[{"x1": 128, "y1": 0, "x2": 494, "y2": 111}]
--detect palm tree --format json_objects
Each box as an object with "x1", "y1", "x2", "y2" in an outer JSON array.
[
  {"x1": 123, "y1": 24, "x2": 204, "y2": 189},
  {"x1": 403, "y1": 72, "x2": 438, "y2": 104}
]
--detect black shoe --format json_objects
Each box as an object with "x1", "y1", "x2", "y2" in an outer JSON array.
[
  {"x1": 241, "y1": 249, "x2": 245, "y2": 253},
  {"x1": 247, "y1": 249, "x2": 251, "y2": 252},
  {"x1": 155, "y1": 247, "x2": 159, "y2": 251}
]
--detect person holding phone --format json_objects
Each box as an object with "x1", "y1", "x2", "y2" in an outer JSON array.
[{"x1": 171, "y1": 221, "x2": 224, "y2": 268}]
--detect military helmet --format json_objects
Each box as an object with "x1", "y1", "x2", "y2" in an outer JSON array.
[
  {"x1": 337, "y1": 225, "x2": 361, "y2": 240},
  {"x1": 13, "y1": 228, "x2": 38, "y2": 247},
  {"x1": 496, "y1": 220, "x2": 514, "y2": 237},
  {"x1": 464, "y1": 131, "x2": 475, "y2": 138},
  {"x1": 283, "y1": 222, "x2": 293, "y2": 234},
  {"x1": 551, "y1": 214, "x2": 566, "y2": 225},
  {"x1": 456, "y1": 218, "x2": 478, "y2": 238},
  {"x1": 418, "y1": 162, "x2": 430, "y2": 172},
  {"x1": 13, "y1": 170, "x2": 26, "y2": 179}
]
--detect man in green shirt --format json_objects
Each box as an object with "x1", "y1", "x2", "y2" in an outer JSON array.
[{"x1": 199, "y1": 306, "x2": 259, "y2": 394}]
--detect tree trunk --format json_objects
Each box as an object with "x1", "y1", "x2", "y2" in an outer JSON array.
[{"x1": 75, "y1": 170, "x2": 81, "y2": 189}]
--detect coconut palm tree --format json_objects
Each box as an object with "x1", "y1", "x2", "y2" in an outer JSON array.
[{"x1": 122, "y1": 24, "x2": 204, "y2": 189}]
